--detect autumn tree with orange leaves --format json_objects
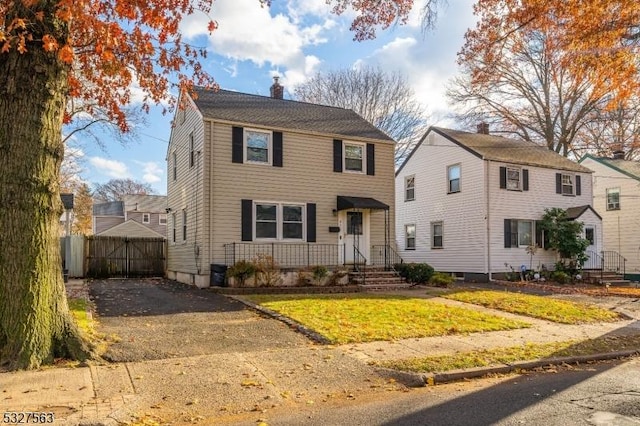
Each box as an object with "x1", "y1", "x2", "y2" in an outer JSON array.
[{"x1": 0, "y1": 0, "x2": 439, "y2": 370}]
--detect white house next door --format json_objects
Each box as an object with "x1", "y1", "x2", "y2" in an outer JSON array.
[{"x1": 339, "y1": 209, "x2": 370, "y2": 264}]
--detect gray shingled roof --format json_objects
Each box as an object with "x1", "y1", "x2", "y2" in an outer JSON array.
[
  {"x1": 566, "y1": 205, "x2": 601, "y2": 220},
  {"x1": 93, "y1": 201, "x2": 124, "y2": 216},
  {"x1": 431, "y1": 127, "x2": 592, "y2": 173},
  {"x1": 192, "y1": 87, "x2": 394, "y2": 142},
  {"x1": 122, "y1": 195, "x2": 167, "y2": 214},
  {"x1": 586, "y1": 156, "x2": 640, "y2": 181}
]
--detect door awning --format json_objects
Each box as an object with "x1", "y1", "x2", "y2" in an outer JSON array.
[{"x1": 337, "y1": 196, "x2": 389, "y2": 211}]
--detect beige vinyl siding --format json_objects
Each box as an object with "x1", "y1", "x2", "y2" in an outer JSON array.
[
  {"x1": 580, "y1": 157, "x2": 640, "y2": 275},
  {"x1": 488, "y1": 162, "x2": 594, "y2": 273},
  {"x1": 126, "y1": 211, "x2": 167, "y2": 237},
  {"x1": 97, "y1": 219, "x2": 164, "y2": 238},
  {"x1": 166, "y1": 94, "x2": 208, "y2": 277},
  {"x1": 395, "y1": 131, "x2": 487, "y2": 273},
  {"x1": 208, "y1": 122, "x2": 395, "y2": 265},
  {"x1": 93, "y1": 216, "x2": 124, "y2": 235}
]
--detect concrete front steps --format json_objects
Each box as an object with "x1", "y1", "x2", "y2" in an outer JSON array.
[
  {"x1": 583, "y1": 270, "x2": 630, "y2": 286},
  {"x1": 349, "y1": 267, "x2": 411, "y2": 290}
]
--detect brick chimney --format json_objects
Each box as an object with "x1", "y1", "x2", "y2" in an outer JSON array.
[
  {"x1": 477, "y1": 122, "x2": 489, "y2": 134},
  {"x1": 612, "y1": 149, "x2": 626, "y2": 160},
  {"x1": 270, "y1": 76, "x2": 284, "y2": 100}
]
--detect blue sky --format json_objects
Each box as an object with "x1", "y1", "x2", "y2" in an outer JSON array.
[{"x1": 65, "y1": 0, "x2": 477, "y2": 195}]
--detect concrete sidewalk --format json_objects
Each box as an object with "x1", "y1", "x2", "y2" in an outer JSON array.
[{"x1": 1, "y1": 284, "x2": 640, "y2": 425}]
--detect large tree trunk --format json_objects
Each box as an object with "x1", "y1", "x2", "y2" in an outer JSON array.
[{"x1": 0, "y1": 3, "x2": 92, "y2": 369}]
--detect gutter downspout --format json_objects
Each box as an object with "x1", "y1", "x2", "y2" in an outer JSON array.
[{"x1": 486, "y1": 159, "x2": 492, "y2": 281}]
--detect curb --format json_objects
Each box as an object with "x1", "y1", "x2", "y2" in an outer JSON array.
[
  {"x1": 380, "y1": 350, "x2": 640, "y2": 387},
  {"x1": 228, "y1": 296, "x2": 333, "y2": 344}
]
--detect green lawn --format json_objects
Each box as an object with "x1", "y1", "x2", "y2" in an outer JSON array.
[
  {"x1": 244, "y1": 294, "x2": 531, "y2": 344},
  {"x1": 442, "y1": 290, "x2": 621, "y2": 324},
  {"x1": 379, "y1": 335, "x2": 640, "y2": 373}
]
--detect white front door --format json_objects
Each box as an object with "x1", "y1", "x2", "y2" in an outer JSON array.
[
  {"x1": 584, "y1": 226, "x2": 598, "y2": 268},
  {"x1": 338, "y1": 209, "x2": 370, "y2": 264}
]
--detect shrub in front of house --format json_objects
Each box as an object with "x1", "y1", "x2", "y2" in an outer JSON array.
[
  {"x1": 252, "y1": 254, "x2": 283, "y2": 287},
  {"x1": 550, "y1": 271, "x2": 571, "y2": 285},
  {"x1": 429, "y1": 272, "x2": 455, "y2": 288},
  {"x1": 226, "y1": 260, "x2": 256, "y2": 286},
  {"x1": 395, "y1": 262, "x2": 434, "y2": 284}
]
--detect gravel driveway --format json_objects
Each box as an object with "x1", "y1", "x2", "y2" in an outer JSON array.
[{"x1": 89, "y1": 279, "x2": 310, "y2": 362}]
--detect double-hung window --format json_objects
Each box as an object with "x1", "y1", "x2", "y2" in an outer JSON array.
[
  {"x1": 189, "y1": 133, "x2": 195, "y2": 168},
  {"x1": 142, "y1": 213, "x2": 150, "y2": 224},
  {"x1": 447, "y1": 164, "x2": 461, "y2": 193},
  {"x1": 344, "y1": 143, "x2": 365, "y2": 173},
  {"x1": 506, "y1": 167, "x2": 521, "y2": 190},
  {"x1": 255, "y1": 202, "x2": 305, "y2": 240},
  {"x1": 182, "y1": 209, "x2": 187, "y2": 242},
  {"x1": 171, "y1": 213, "x2": 176, "y2": 243},
  {"x1": 405, "y1": 176, "x2": 415, "y2": 201},
  {"x1": 561, "y1": 174, "x2": 574, "y2": 195},
  {"x1": 506, "y1": 219, "x2": 533, "y2": 247},
  {"x1": 172, "y1": 151, "x2": 177, "y2": 181},
  {"x1": 245, "y1": 130, "x2": 271, "y2": 164},
  {"x1": 431, "y1": 221, "x2": 443, "y2": 248},
  {"x1": 405, "y1": 224, "x2": 416, "y2": 250},
  {"x1": 159, "y1": 214, "x2": 167, "y2": 225},
  {"x1": 606, "y1": 188, "x2": 620, "y2": 210}
]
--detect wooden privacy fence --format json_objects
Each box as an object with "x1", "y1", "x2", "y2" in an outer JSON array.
[{"x1": 85, "y1": 236, "x2": 166, "y2": 278}]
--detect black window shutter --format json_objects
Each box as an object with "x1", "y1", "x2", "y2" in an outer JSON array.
[
  {"x1": 555, "y1": 173, "x2": 562, "y2": 194},
  {"x1": 232, "y1": 126, "x2": 243, "y2": 164},
  {"x1": 333, "y1": 139, "x2": 342, "y2": 172},
  {"x1": 306, "y1": 203, "x2": 316, "y2": 243},
  {"x1": 366, "y1": 143, "x2": 375, "y2": 176},
  {"x1": 273, "y1": 131, "x2": 283, "y2": 167},
  {"x1": 241, "y1": 199, "x2": 253, "y2": 241},
  {"x1": 523, "y1": 169, "x2": 529, "y2": 191},
  {"x1": 575, "y1": 175, "x2": 581, "y2": 196},
  {"x1": 499, "y1": 166, "x2": 507, "y2": 189},
  {"x1": 504, "y1": 219, "x2": 512, "y2": 248}
]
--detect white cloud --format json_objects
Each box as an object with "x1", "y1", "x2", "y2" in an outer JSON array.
[
  {"x1": 181, "y1": 0, "x2": 330, "y2": 90},
  {"x1": 136, "y1": 161, "x2": 164, "y2": 184},
  {"x1": 89, "y1": 157, "x2": 129, "y2": 178}
]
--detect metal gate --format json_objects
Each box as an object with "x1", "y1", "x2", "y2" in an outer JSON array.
[{"x1": 85, "y1": 236, "x2": 166, "y2": 278}]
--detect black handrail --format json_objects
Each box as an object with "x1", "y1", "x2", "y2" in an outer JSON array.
[
  {"x1": 352, "y1": 244, "x2": 367, "y2": 285},
  {"x1": 602, "y1": 250, "x2": 626, "y2": 276},
  {"x1": 371, "y1": 244, "x2": 404, "y2": 269},
  {"x1": 224, "y1": 242, "x2": 342, "y2": 268}
]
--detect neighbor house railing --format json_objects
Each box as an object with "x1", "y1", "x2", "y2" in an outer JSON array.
[
  {"x1": 224, "y1": 242, "x2": 343, "y2": 269},
  {"x1": 583, "y1": 250, "x2": 626, "y2": 282},
  {"x1": 370, "y1": 244, "x2": 404, "y2": 269}
]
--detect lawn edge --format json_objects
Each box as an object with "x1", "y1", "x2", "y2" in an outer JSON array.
[
  {"x1": 378, "y1": 350, "x2": 640, "y2": 387},
  {"x1": 229, "y1": 295, "x2": 333, "y2": 344}
]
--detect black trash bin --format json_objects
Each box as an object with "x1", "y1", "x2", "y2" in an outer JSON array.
[{"x1": 210, "y1": 264, "x2": 228, "y2": 287}]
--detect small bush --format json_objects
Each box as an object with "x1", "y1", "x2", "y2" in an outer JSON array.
[
  {"x1": 326, "y1": 269, "x2": 348, "y2": 286},
  {"x1": 311, "y1": 265, "x2": 328, "y2": 285},
  {"x1": 296, "y1": 269, "x2": 312, "y2": 287},
  {"x1": 253, "y1": 254, "x2": 282, "y2": 287},
  {"x1": 400, "y1": 263, "x2": 435, "y2": 284},
  {"x1": 550, "y1": 271, "x2": 571, "y2": 285},
  {"x1": 394, "y1": 263, "x2": 410, "y2": 279},
  {"x1": 226, "y1": 260, "x2": 256, "y2": 286},
  {"x1": 429, "y1": 272, "x2": 454, "y2": 287}
]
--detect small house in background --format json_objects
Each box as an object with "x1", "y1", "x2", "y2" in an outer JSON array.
[
  {"x1": 92, "y1": 194, "x2": 167, "y2": 238},
  {"x1": 395, "y1": 125, "x2": 601, "y2": 281},
  {"x1": 166, "y1": 78, "x2": 397, "y2": 287},
  {"x1": 579, "y1": 151, "x2": 640, "y2": 280}
]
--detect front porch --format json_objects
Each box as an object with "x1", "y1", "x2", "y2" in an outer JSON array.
[
  {"x1": 223, "y1": 242, "x2": 403, "y2": 269},
  {"x1": 582, "y1": 250, "x2": 629, "y2": 285}
]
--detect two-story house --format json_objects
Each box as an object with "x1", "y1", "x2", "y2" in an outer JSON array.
[
  {"x1": 166, "y1": 79, "x2": 396, "y2": 287},
  {"x1": 92, "y1": 194, "x2": 167, "y2": 238},
  {"x1": 395, "y1": 126, "x2": 601, "y2": 281},
  {"x1": 579, "y1": 152, "x2": 640, "y2": 280}
]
